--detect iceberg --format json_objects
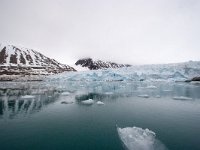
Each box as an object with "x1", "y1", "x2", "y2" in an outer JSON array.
[
  {"x1": 138, "y1": 95, "x2": 149, "y2": 98},
  {"x1": 20, "y1": 95, "x2": 35, "y2": 99},
  {"x1": 146, "y1": 85, "x2": 157, "y2": 89},
  {"x1": 163, "y1": 90, "x2": 172, "y2": 92},
  {"x1": 173, "y1": 96, "x2": 192, "y2": 100},
  {"x1": 81, "y1": 99, "x2": 94, "y2": 105},
  {"x1": 105, "y1": 92, "x2": 113, "y2": 95},
  {"x1": 117, "y1": 126, "x2": 167, "y2": 150},
  {"x1": 96, "y1": 101, "x2": 105, "y2": 105},
  {"x1": 156, "y1": 95, "x2": 161, "y2": 98},
  {"x1": 61, "y1": 92, "x2": 70, "y2": 96}
]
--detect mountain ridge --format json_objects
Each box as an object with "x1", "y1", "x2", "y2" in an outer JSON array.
[
  {"x1": 75, "y1": 58, "x2": 131, "y2": 70},
  {"x1": 0, "y1": 44, "x2": 76, "y2": 76}
]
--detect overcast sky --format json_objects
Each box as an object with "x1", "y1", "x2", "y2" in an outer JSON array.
[{"x1": 0, "y1": 0, "x2": 199, "y2": 65}]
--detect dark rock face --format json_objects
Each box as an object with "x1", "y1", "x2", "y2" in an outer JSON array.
[
  {"x1": 75, "y1": 58, "x2": 131, "y2": 70},
  {"x1": 185, "y1": 77, "x2": 200, "y2": 82},
  {"x1": 0, "y1": 47, "x2": 7, "y2": 64},
  {"x1": 0, "y1": 44, "x2": 76, "y2": 75},
  {"x1": 192, "y1": 77, "x2": 200, "y2": 81}
]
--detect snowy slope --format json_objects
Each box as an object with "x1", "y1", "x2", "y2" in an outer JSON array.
[
  {"x1": 48, "y1": 61, "x2": 200, "y2": 81},
  {"x1": 0, "y1": 44, "x2": 76, "y2": 75},
  {"x1": 70, "y1": 64, "x2": 90, "y2": 71},
  {"x1": 75, "y1": 58, "x2": 131, "y2": 70}
]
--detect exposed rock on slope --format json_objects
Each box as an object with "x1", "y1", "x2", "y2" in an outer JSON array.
[
  {"x1": 191, "y1": 77, "x2": 200, "y2": 81},
  {"x1": 0, "y1": 44, "x2": 76, "y2": 76},
  {"x1": 185, "y1": 76, "x2": 200, "y2": 82},
  {"x1": 75, "y1": 58, "x2": 131, "y2": 70}
]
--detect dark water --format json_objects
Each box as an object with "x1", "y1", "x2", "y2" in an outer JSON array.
[{"x1": 0, "y1": 81, "x2": 200, "y2": 150}]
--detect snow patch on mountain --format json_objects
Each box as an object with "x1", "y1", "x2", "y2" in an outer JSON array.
[
  {"x1": 0, "y1": 43, "x2": 76, "y2": 76},
  {"x1": 75, "y1": 58, "x2": 131, "y2": 70},
  {"x1": 70, "y1": 64, "x2": 90, "y2": 71}
]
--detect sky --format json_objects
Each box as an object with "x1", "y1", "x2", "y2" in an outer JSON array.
[{"x1": 0, "y1": 0, "x2": 200, "y2": 65}]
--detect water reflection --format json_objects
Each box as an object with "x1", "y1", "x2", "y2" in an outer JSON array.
[
  {"x1": 74, "y1": 82, "x2": 200, "y2": 100},
  {"x1": 0, "y1": 84, "x2": 60, "y2": 119},
  {"x1": 0, "y1": 81, "x2": 200, "y2": 119}
]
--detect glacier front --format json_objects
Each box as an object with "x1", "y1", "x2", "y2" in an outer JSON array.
[{"x1": 47, "y1": 61, "x2": 200, "y2": 82}]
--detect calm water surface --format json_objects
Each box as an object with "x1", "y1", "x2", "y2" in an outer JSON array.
[{"x1": 0, "y1": 81, "x2": 200, "y2": 150}]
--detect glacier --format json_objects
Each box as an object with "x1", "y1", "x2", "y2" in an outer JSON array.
[{"x1": 47, "y1": 61, "x2": 200, "y2": 82}]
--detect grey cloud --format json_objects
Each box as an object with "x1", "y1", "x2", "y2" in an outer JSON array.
[{"x1": 0, "y1": 0, "x2": 199, "y2": 65}]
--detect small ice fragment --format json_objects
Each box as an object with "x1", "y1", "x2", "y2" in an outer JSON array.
[
  {"x1": 105, "y1": 92, "x2": 113, "y2": 95},
  {"x1": 97, "y1": 101, "x2": 104, "y2": 105},
  {"x1": 146, "y1": 85, "x2": 157, "y2": 89},
  {"x1": 163, "y1": 90, "x2": 172, "y2": 92},
  {"x1": 156, "y1": 95, "x2": 161, "y2": 98},
  {"x1": 82, "y1": 99, "x2": 94, "y2": 105},
  {"x1": 21, "y1": 95, "x2": 35, "y2": 99},
  {"x1": 173, "y1": 96, "x2": 192, "y2": 100},
  {"x1": 138, "y1": 94, "x2": 149, "y2": 98},
  {"x1": 61, "y1": 92, "x2": 70, "y2": 96},
  {"x1": 138, "y1": 87, "x2": 145, "y2": 89}
]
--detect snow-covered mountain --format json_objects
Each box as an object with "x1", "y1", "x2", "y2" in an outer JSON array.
[
  {"x1": 0, "y1": 44, "x2": 76, "y2": 75},
  {"x1": 48, "y1": 61, "x2": 200, "y2": 82},
  {"x1": 75, "y1": 58, "x2": 131, "y2": 70}
]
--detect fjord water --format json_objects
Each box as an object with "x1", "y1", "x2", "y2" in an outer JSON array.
[{"x1": 0, "y1": 81, "x2": 200, "y2": 150}]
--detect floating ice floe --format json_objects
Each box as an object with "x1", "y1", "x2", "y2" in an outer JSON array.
[
  {"x1": 81, "y1": 99, "x2": 94, "y2": 105},
  {"x1": 163, "y1": 90, "x2": 172, "y2": 92},
  {"x1": 156, "y1": 95, "x2": 161, "y2": 98},
  {"x1": 61, "y1": 92, "x2": 70, "y2": 96},
  {"x1": 117, "y1": 126, "x2": 167, "y2": 150},
  {"x1": 146, "y1": 85, "x2": 157, "y2": 89},
  {"x1": 21, "y1": 95, "x2": 35, "y2": 99},
  {"x1": 105, "y1": 92, "x2": 113, "y2": 95},
  {"x1": 96, "y1": 101, "x2": 105, "y2": 105},
  {"x1": 173, "y1": 96, "x2": 192, "y2": 100},
  {"x1": 138, "y1": 95, "x2": 149, "y2": 98}
]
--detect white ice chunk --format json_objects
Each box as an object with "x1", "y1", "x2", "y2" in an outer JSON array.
[
  {"x1": 21, "y1": 95, "x2": 35, "y2": 99},
  {"x1": 105, "y1": 92, "x2": 113, "y2": 95},
  {"x1": 163, "y1": 90, "x2": 172, "y2": 92},
  {"x1": 96, "y1": 101, "x2": 105, "y2": 105},
  {"x1": 173, "y1": 96, "x2": 192, "y2": 100},
  {"x1": 156, "y1": 95, "x2": 161, "y2": 98},
  {"x1": 117, "y1": 126, "x2": 167, "y2": 150},
  {"x1": 82, "y1": 99, "x2": 94, "y2": 105},
  {"x1": 61, "y1": 92, "x2": 70, "y2": 96},
  {"x1": 138, "y1": 95, "x2": 149, "y2": 98},
  {"x1": 146, "y1": 85, "x2": 157, "y2": 89}
]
